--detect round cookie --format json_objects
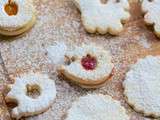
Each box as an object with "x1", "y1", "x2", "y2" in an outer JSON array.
[
  {"x1": 123, "y1": 56, "x2": 160, "y2": 118},
  {"x1": 58, "y1": 44, "x2": 114, "y2": 88},
  {"x1": 65, "y1": 94, "x2": 129, "y2": 120},
  {"x1": 5, "y1": 72, "x2": 56, "y2": 119},
  {"x1": 142, "y1": 0, "x2": 160, "y2": 38},
  {"x1": 73, "y1": 0, "x2": 130, "y2": 35},
  {"x1": 0, "y1": 0, "x2": 36, "y2": 36}
]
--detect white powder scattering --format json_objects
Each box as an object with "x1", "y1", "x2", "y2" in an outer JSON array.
[
  {"x1": 47, "y1": 42, "x2": 67, "y2": 64},
  {"x1": 138, "y1": 35, "x2": 151, "y2": 49}
]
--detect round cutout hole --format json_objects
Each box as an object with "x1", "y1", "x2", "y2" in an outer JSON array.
[
  {"x1": 26, "y1": 84, "x2": 41, "y2": 99},
  {"x1": 4, "y1": 1, "x2": 18, "y2": 16}
]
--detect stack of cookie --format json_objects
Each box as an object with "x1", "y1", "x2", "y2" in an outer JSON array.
[
  {"x1": 58, "y1": 44, "x2": 114, "y2": 88},
  {"x1": 0, "y1": 0, "x2": 36, "y2": 36}
]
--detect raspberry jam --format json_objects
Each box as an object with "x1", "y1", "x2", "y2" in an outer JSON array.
[{"x1": 81, "y1": 54, "x2": 97, "y2": 70}]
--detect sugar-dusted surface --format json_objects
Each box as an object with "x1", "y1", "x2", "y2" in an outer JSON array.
[
  {"x1": 124, "y1": 56, "x2": 160, "y2": 118},
  {"x1": 0, "y1": 0, "x2": 160, "y2": 120},
  {"x1": 0, "y1": 58, "x2": 5, "y2": 86},
  {"x1": 0, "y1": 56, "x2": 11, "y2": 120}
]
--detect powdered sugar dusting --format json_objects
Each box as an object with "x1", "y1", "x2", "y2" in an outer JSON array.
[
  {"x1": 138, "y1": 34, "x2": 151, "y2": 49},
  {"x1": 0, "y1": 1, "x2": 158, "y2": 120},
  {"x1": 0, "y1": 0, "x2": 35, "y2": 31},
  {"x1": 66, "y1": 94, "x2": 129, "y2": 120},
  {"x1": 124, "y1": 56, "x2": 160, "y2": 117},
  {"x1": 47, "y1": 42, "x2": 67, "y2": 64}
]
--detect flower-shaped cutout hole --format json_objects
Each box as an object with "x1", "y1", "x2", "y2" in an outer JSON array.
[
  {"x1": 81, "y1": 54, "x2": 97, "y2": 70},
  {"x1": 4, "y1": 1, "x2": 18, "y2": 16},
  {"x1": 26, "y1": 84, "x2": 41, "y2": 99}
]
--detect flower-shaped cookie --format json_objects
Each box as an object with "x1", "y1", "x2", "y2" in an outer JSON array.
[
  {"x1": 5, "y1": 72, "x2": 56, "y2": 119},
  {"x1": 73, "y1": 0, "x2": 130, "y2": 35},
  {"x1": 123, "y1": 56, "x2": 160, "y2": 118},
  {"x1": 65, "y1": 94, "x2": 129, "y2": 120},
  {"x1": 142, "y1": 0, "x2": 160, "y2": 38},
  {"x1": 0, "y1": 0, "x2": 36, "y2": 36},
  {"x1": 58, "y1": 44, "x2": 114, "y2": 88}
]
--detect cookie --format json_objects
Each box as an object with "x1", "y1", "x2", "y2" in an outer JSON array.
[
  {"x1": 0, "y1": 93, "x2": 11, "y2": 120},
  {"x1": 78, "y1": 77, "x2": 112, "y2": 89},
  {"x1": 73, "y1": 0, "x2": 130, "y2": 35},
  {"x1": 0, "y1": 0, "x2": 36, "y2": 36},
  {"x1": 65, "y1": 94, "x2": 129, "y2": 120},
  {"x1": 142, "y1": 0, "x2": 160, "y2": 38},
  {"x1": 5, "y1": 72, "x2": 56, "y2": 119},
  {"x1": 58, "y1": 44, "x2": 114, "y2": 88},
  {"x1": 123, "y1": 56, "x2": 160, "y2": 118}
]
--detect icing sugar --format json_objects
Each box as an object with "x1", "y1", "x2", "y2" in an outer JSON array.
[
  {"x1": 124, "y1": 56, "x2": 160, "y2": 118},
  {"x1": 66, "y1": 94, "x2": 129, "y2": 120},
  {"x1": 47, "y1": 42, "x2": 67, "y2": 64}
]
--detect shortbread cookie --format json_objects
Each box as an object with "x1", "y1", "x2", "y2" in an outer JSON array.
[
  {"x1": 0, "y1": 93, "x2": 11, "y2": 120},
  {"x1": 142, "y1": 0, "x2": 160, "y2": 38},
  {"x1": 65, "y1": 94, "x2": 129, "y2": 120},
  {"x1": 0, "y1": 0, "x2": 36, "y2": 36},
  {"x1": 58, "y1": 44, "x2": 114, "y2": 88},
  {"x1": 79, "y1": 76, "x2": 112, "y2": 89},
  {"x1": 73, "y1": 0, "x2": 130, "y2": 35},
  {"x1": 5, "y1": 72, "x2": 56, "y2": 119},
  {"x1": 123, "y1": 56, "x2": 160, "y2": 118}
]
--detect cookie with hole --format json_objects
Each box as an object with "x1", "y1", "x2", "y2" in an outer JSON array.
[
  {"x1": 0, "y1": 0, "x2": 36, "y2": 36},
  {"x1": 57, "y1": 44, "x2": 114, "y2": 88},
  {"x1": 5, "y1": 72, "x2": 57, "y2": 119}
]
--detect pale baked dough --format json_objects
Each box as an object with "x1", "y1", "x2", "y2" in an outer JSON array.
[
  {"x1": 73, "y1": 0, "x2": 130, "y2": 35},
  {"x1": 0, "y1": 0, "x2": 36, "y2": 36},
  {"x1": 65, "y1": 94, "x2": 129, "y2": 120},
  {"x1": 123, "y1": 56, "x2": 160, "y2": 118},
  {"x1": 142, "y1": 0, "x2": 160, "y2": 38},
  {"x1": 78, "y1": 77, "x2": 112, "y2": 89},
  {"x1": 58, "y1": 44, "x2": 114, "y2": 88},
  {"x1": 5, "y1": 72, "x2": 56, "y2": 119}
]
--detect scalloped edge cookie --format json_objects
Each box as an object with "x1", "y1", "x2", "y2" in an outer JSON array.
[
  {"x1": 142, "y1": 0, "x2": 160, "y2": 38},
  {"x1": 5, "y1": 72, "x2": 56, "y2": 119},
  {"x1": 123, "y1": 56, "x2": 160, "y2": 118},
  {"x1": 73, "y1": 0, "x2": 130, "y2": 35},
  {"x1": 65, "y1": 94, "x2": 129, "y2": 120}
]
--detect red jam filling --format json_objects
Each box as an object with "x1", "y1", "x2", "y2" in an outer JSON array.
[{"x1": 81, "y1": 54, "x2": 97, "y2": 70}]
